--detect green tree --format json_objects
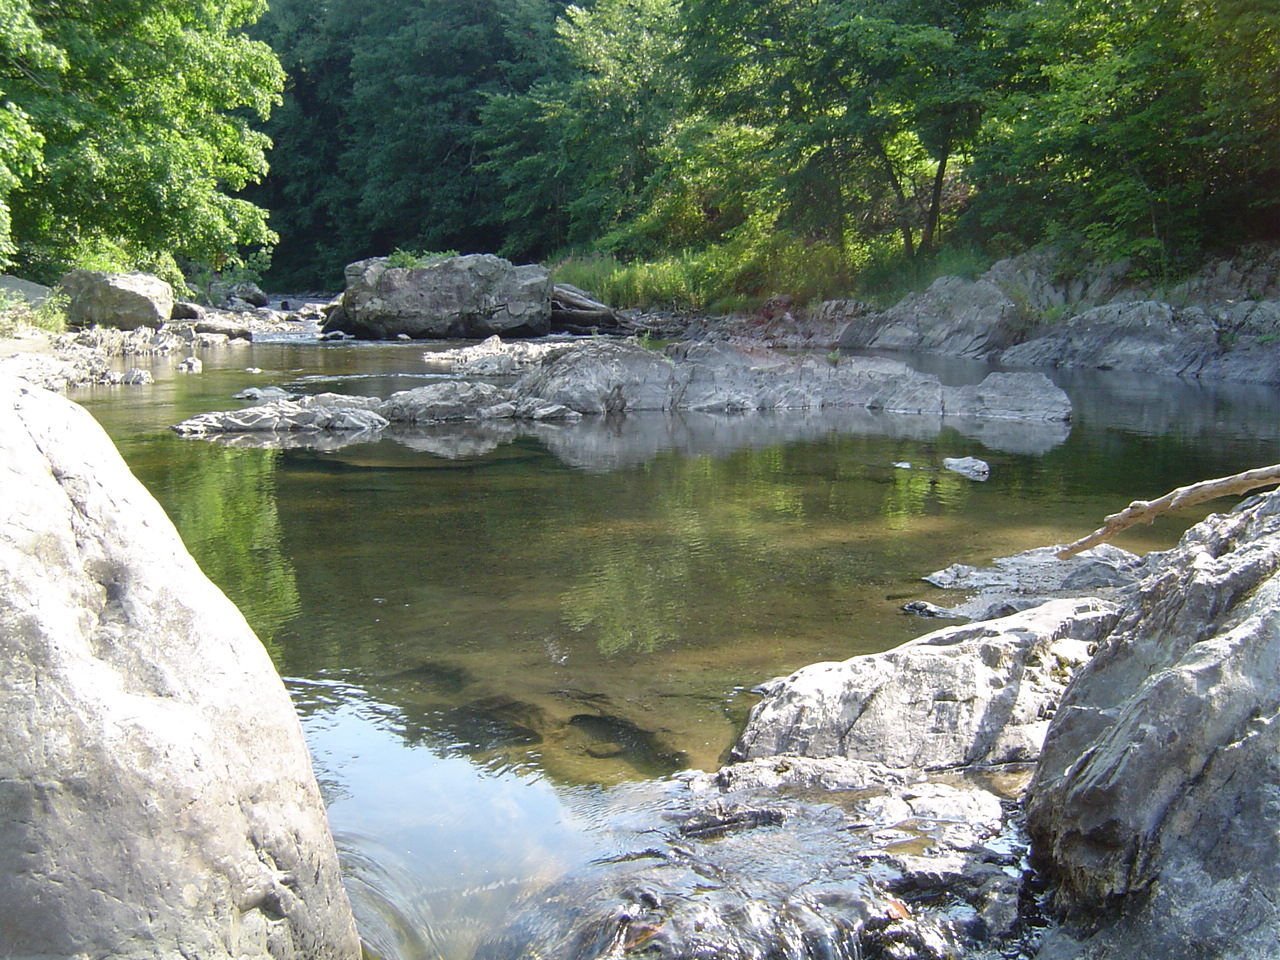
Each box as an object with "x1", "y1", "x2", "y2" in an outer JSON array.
[
  {"x1": 251, "y1": 0, "x2": 563, "y2": 288},
  {"x1": 970, "y1": 0, "x2": 1280, "y2": 270},
  {"x1": 4, "y1": 0, "x2": 283, "y2": 280},
  {"x1": 0, "y1": 0, "x2": 54, "y2": 266},
  {"x1": 682, "y1": 0, "x2": 1017, "y2": 262}
]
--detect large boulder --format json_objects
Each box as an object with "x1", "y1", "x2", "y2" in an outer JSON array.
[
  {"x1": 733, "y1": 597, "x2": 1121, "y2": 772},
  {"x1": 57, "y1": 269, "x2": 174, "y2": 331},
  {"x1": 0, "y1": 274, "x2": 50, "y2": 304},
  {"x1": 323, "y1": 255, "x2": 552, "y2": 339},
  {"x1": 0, "y1": 376, "x2": 360, "y2": 959},
  {"x1": 837, "y1": 276, "x2": 1022, "y2": 359},
  {"x1": 1025, "y1": 491, "x2": 1280, "y2": 959}
]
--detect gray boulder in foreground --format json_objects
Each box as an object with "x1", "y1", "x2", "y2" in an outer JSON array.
[
  {"x1": 1026, "y1": 491, "x2": 1280, "y2": 960},
  {"x1": 57, "y1": 269, "x2": 174, "y2": 330},
  {"x1": 323, "y1": 254, "x2": 552, "y2": 339},
  {"x1": 0, "y1": 376, "x2": 360, "y2": 959},
  {"x1": 733, "y1": 597, "x2": 1120, "y2": 772}
]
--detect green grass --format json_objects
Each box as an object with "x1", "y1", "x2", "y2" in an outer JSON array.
[{"x1": 550, "y1": 238, "x2": 997, "y2": 315}]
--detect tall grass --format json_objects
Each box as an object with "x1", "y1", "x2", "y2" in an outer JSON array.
[{"x1": 550, "y1": 235, "x2": 857, "y2": 313}]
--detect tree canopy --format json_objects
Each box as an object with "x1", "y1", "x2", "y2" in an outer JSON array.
[
  {"x1": 3, "y1": 0, "x2": 1277, "y2": 293},
  {"x1": 0, "y1": 0, "x2": 283, "y2": 280}
]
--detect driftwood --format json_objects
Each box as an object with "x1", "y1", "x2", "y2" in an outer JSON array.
[
  {"x1": 1056, "y1": 463, "x2": 1280, "y2": 560},
  {"x1": 551, "y1": 283, "x2": 618, "y2": 329}
]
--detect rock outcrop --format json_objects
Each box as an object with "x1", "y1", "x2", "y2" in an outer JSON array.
[
  {"x1": 817, "y1": 247, "x2": 1280, "y2": 384},
  {"x1": 322, "y1": 255, "x2": 553, "y2": 339},
  {"x1": 0, "y1": 376, "x2": 361, "y2": 959},
  {"x1": 1025, "y1": 490, "x2": 1280, "y2": 960},
  {"x1": 836, "y1": 275, "x2": 1021, "y2": 358},
  {"x1": 733, "y1": 598, "x2": 1120, "y2": 772},
  {"x1": 57, "y1": 269, "x2": 174, "y2": 330}
]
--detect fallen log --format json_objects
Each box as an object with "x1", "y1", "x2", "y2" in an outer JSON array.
[
  {"x1": 1056, "y1": 463, "x2": 1280, "y2": 559},
  {"x1": 551, "y1": 283, "x2": 619, "y2": 329}
]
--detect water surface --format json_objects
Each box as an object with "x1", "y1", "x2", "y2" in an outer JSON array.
[{"x1": 72, "y1": 338, "x2": 1280, "y2": 958}]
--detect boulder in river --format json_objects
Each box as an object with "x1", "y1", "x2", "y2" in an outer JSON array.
[
  {"x1": 323, "y1": 254, "x2": 553, "y2": 339},
  {"x1": 0, "y1": 375, "x2": 360, "y2": 959},
  {"x1": 57, "y1": 268, "x2": 174, "y2": 331}
]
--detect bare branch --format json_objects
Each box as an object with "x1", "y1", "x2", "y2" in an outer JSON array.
[{"x1": 1056, "y1": 464, "x2": 1280, "y2": 560}]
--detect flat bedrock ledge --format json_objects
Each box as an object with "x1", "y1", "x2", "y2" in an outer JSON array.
[{"x1": 172, "y1": 340, "x2": 1071, "y2": 443}]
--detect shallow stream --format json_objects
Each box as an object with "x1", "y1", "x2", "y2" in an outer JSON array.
[{"x1": 72, "y1": 336, "x2": 1280, "y2": 959}]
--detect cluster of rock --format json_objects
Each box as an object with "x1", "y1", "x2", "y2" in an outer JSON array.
[
  {"x1": 818, "y1": 247, "x2": 1280, "y2": 383},
  {"x1": 0, "y1": 376, "x2": 360, "y2": 959},
  {"x1": 171, "y1": 340, "x2": 1071, "y2": 452},
  {"x1": 482, "y1": 488, "x2": 1280, "y2": 960}
]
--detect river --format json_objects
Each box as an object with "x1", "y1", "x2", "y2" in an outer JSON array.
[{"x1": 70, "y1": 335, "x2": 1280, "y2": 959}]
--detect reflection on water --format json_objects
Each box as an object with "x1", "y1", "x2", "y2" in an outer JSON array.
[{"x1": 72, "y1": 339, "x2": 1280, "y2": 958}]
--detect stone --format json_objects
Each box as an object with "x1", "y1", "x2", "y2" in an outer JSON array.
[
  {"x1": 423, "y1": 335, "x2": 577, "y2": 375},
  {"x1": 0, "y1": 376, "x2": 360, "y2": 959},
  {"x1": 837, "y1": 276, "x2": 1020, "y2": 358},
  {"x1": 229, "y1": 280, "x2": 269, "y2": 307},
  {"x1": 923, "y1": 544, "x2": 1145, "y2": 621},
  {"x1": 1023, "y1": 491, "x2": 1280, "y2": 960},
  {"x1": 998, "y1": 300, "x2": 1221, "y2": 375},
  {"x1": 323, "y1": 254, "x2": 553, "y2": 339},
  {"x1": 57, "y1": 269, "x2": 174, "y2": 331},
  {"x1": 943, "y1": 456, "x2": 990, "y2": 481},
  {"x1": 0, "y1": 274, "x2": 50, "y2": 304},
  {"x1": 171, "y1": 300, "x2": 205, "y2": 320},
  {"x1": 732, "y1": 598, "x2": 1121, "y2": 773},
  {"x1": 174, "y1": 394, "x2": 390, "y2": 436},
  {"x1": 516, "y1": 340, "x2": 1073, "y2": 421}
]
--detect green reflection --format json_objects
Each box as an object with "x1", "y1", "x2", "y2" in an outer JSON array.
[{"x1": 141, "y1": 440, "x2": 300, "y2": 656}]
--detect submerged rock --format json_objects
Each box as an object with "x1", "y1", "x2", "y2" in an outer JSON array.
[
  {"x1": 0, "y1": 376, "x2": 359, "y2": 959},
  {"x1": 477, "y1": 759, "x2": 1031, "y2": 960}
]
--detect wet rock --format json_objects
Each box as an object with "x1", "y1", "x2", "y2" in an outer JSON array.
[
  {"x1": 0, "y1": 376, "x2": 360, "y2": 959},
  {"x1": 478, "y1": 761, "x2": 1031, "y2": 960},
  {"x1": 170, "y1": 300, "x2": 204, "y2": 320},
  {"x1": 943, "y1": 456, "x2": 990, "y2": 481},
  {"x1": 234, "y1": 385, "x2": 297, "y2": 402},
  {"x1": 733, "y1": 598, "x2": 1121, "y2": 771},
  {"x1": 923, "y1": 544, "x2": 1146, "y2": 621},
  {"x1": 177, "y1": 355, "x2": 202, "y2": 373},
  {"x1": 57, "y1": 269, "x2": 174, "y2": 331},
  {"x1": 174, "y1": 394, "x2": 390, "y2": 436},
  {"x1": 1024, "y1": 491, "x2": 1280, "y2": 959},
  {"x1": 423, "y1": 335, "x2": 578, "y2": 375},
  {"x1": 517, "y1": 340, "x2": 1072, "y2": 421},
  {"x1": 324, "y1": 255, "x2": 552, "y2": 340}
]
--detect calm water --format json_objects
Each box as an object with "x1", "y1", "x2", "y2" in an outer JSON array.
[{"x1": 72, "y1": 337, "x2": 1280, "y2": 959}]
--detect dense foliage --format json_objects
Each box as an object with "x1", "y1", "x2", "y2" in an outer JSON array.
[
  {"x1": 2, "y1": 0, "x2": 1276, "y2": 296},
  {"x1": 0, "y1": 0, "x2": 284, "y2": 282},
  {"x1": 246, "y1": 0, "x2": 1278, "y2": 295}
]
